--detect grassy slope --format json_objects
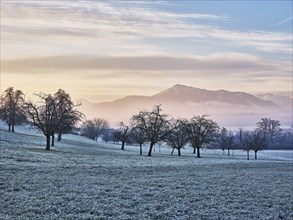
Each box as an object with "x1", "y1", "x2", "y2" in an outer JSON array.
[{"x1": 0, "y1": 129, "x2": 292, "y2": 220}]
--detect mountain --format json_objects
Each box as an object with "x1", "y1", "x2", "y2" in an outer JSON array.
[
  {"x1": 78, "y1": 84, "x2": 291, "y2": 129},
  {"x1": 150, "y1": 84, "x2": 276, "y2": 107},
  {"x1": 256, "y1": 93, "x2": 293, "y2": 109}
]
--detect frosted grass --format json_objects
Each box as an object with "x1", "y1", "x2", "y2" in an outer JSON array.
[{"x1": 0, "y1": 128, "x2": 292, "y2": 220}]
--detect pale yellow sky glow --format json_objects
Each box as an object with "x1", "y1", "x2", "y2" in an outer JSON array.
[{"x1": 1, "y1": 1, "x2": 292, "y2": 102}]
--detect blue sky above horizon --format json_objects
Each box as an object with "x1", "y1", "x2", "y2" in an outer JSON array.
[{"x1": 1, "y1": 0, "x2": 292, "y2": 102}]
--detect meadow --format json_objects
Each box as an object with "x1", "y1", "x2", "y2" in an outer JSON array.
[{"x1": 0, "y1": 128, "x2": 292, "y2": 220}]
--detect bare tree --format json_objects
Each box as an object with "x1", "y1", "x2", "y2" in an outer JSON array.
[
  {"x1": 0, "y1": 87, "x2": 26, "y2": 132},
  {"x1": 92, "y1": 118, "x2": 110, "y2": 141},
  {"x1": 81, "y1": 118, "x2": 109, "y2": 141},
  {"x1": 25, "y1": 91, "x2": 81, "y2": 150},
  {"x1": 131, "y1": 127, "x2": 147, "y2": 155},
  {"x1": 113, "y1": 122, "x2": 130, "y2": 150},
  {"x1": 165, "y1": 119, "x2": 188, "y2": 156},
  {"x1": 81, "y1": 120, "x2": 96, "y2": 140},
  {"x1": 52, "y1": 89, "x2": 83, "y2": 145},
  {"x1": 248, "y1": 129, "x2": 268, "y2": 159},
  {"x1": 257, "y1": 118, "x2": 281, "y2": 149},
  {"x1": 131, "y1": 105, "x2": 171, "y2": 156},
  {"x1": 218, "y1": 127, "x2": 235, "y2": 156},
  {"x1": 239, "y1": 128, "x2": 251, "y2": 160},
  {"x1": 186, "y1": 115, "x2": 219, "y2": 158}
]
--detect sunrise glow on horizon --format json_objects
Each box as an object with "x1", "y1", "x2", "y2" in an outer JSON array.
[{"x1": 1, "y1": 1, "x2": 292, "y2": 102}]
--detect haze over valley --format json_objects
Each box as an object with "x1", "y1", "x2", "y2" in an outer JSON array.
[{"x1": 79, "y1": 84, "x2": 292, "y2": 129}]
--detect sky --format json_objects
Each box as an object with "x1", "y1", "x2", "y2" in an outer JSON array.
[{"x1": 1, "y1": 0, "x2": 292, "y2": 102}]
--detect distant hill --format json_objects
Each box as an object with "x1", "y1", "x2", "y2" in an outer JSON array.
[
  {"x1": 256, "y1": 93, "x2": 293, "y2": 110},
  {"x1": 78, "y1": 84, "x2": 291, "y2": 129}
]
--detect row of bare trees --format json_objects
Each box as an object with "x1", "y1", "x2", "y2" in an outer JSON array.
[
  {"x1": 85, "y1": 106, "x2": 286, "y2": 159},
  {"x1": 97, "y1": 105, "x2": 220, "y2": 157},
  {"x1": 239, "y1": 129, "x2": 267, "y2": 160},
  {"x1": 0, "y1": 87, "x2": 83, "y2": 150},
  {"x1": 80, "y1": 105, "x2": 219, "y2": 157},
  {"x1": 214, "y1": 117, "x2": 283, "y2": 160}
]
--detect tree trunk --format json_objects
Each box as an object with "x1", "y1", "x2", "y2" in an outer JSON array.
[
  {"x1": 196, "y1": 147, "x2": 201, "y2": 158},
  {"x1": 222, "y1": 150, "x2": 225, "y2": 155},
  {"x1": 171, "y1": 148, "x2": 175, "y2": 155},
  {"x1": 247, "y1": 150, "x2": 249, "y2": 160},
  {"x1": 46, "y1": 135, "x2": 51, "y2": 150},
  {"x1": 193, "y1": 147, "x2": 196, "y2": 154},
  {"x1": 57, "y1": 133, "x2": 62, "y2": 142},
  {"x1": 121, "y1": 141, "x2": 125, "y2": 150},
  {"x1": 148, "y1": 142, "x2": 155, "y2": 156},
  {"x1": 254, "y1": 151, "x2": 257, "y2": 159},
  {"x1": 228, "y1": 149, "x2": 230, "y2": 156},
  {"x1": 51, "y1": 134, "x2": 55, "y2": 146},
  {"x1": 139, "y1": 143, "x2": 142, "y2": 155},
  {"x1": 178, "y1": 148, "x2": 181, "y2": 156},
  {"x1": 8, "y1": 124, "x2": 11, "y2": 132},
  {"x1": 12, "y1": 113, "x2": 15, "y2": 132}
]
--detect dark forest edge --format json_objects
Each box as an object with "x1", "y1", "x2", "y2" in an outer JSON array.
[{"x1": 1, "y1": 87, "x2": 292, "y2": 158}]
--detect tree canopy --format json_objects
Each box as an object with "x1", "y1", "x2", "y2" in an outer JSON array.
[
  {"x1": 25, "y1": 90, "x2": 82, "y2": 150},
  {"x1": 0, "y1": 87, "x2": 26, "y2": 132},
  {"x1": 131, "y1": 105, "x2": 171, "y2": 156},
  {"x1": 186, "y1": 115, "x2": 219, "y2": 158}
]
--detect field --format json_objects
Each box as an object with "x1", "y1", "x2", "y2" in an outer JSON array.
[{"x1": 0, "y1": 128, "x2": 292, "y2": 220}]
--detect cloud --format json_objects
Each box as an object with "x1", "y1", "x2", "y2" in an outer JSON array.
[
  {"x1": 2, "y1": 53, "x2": 290, "y2": 76},
  {"x1": 1, "y1": 1, "x2": 292, "y2": 101},
  {"x1": 2, "y1": 1, "x2": 291, "y2": 55},
  {"x1": 209, "y1": 29, "x2": 292, "y2": 54},
  {"x1": 2, "y1": 53, "x2": 291, "y2": 102},
  {"x1": 275, "y1": 15, "x2": 293, "y2": 26}
]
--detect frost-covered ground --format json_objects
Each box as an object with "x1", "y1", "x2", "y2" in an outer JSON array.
[{"x1": 0, "y1": 125, "x2": 292, "y2": 220}]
